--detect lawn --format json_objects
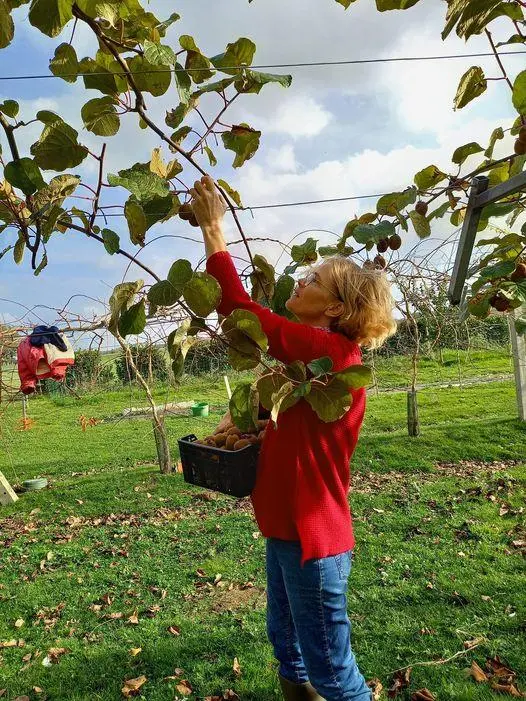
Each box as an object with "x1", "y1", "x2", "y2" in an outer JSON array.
[{"x1": 0, "y1": 374, "x2": 525, "y2": 700}]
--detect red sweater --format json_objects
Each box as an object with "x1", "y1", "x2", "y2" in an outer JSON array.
[{"x1": 206, "y1": 252, "x2": 366, "y2": 566}]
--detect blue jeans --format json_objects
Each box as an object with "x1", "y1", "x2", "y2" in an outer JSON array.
[{"x1": 266, "y1": 538, "x2": 371, "y2": 701}]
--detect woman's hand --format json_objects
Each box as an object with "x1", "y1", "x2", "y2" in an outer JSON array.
[{"x1": 190, "y1": 176, "x2": 227, "y2": 234}]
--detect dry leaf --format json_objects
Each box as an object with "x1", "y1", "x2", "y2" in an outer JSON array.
[
  {"x1": 463, "y1": 637, "x2": 485, "y2": 649},
  {"x1": 388, "y1": 668, "x2": 411, "y2": 698},
  {"x1": 13, "y1": 696, "x2": 30, "y2": 701},
  {"x1": 490, "y1": 680, "x2": 525, "y2": 697},
  {"x1": 214, "y1": 574, "x2": 223, "y2": 586},
  {"x1": 122, "y1": 675, "x2": 147, "y2": 698},
  {"x1": 168, "y1": 625, "x2": 181, "y2": 636},
  {"x1": 128, "y1": 610, "x2": 139, "y2": 625},
  {"x1": 174, "y1": 668, "x2": 185, "y2": 676},
  {"x1": 0, "y1": 640, "x2": 18, "y2": 648},
  {"x1": 14, "y1": 619, "x2": 24, "y2": 628},
  {"x1": 129, "y1": 647, "x2": 142, "y2": 657},
  {"x1": 411, "y1": 689, "x2": 436, "y2": 701},
  {"x1": 175, "y1": 679, "x2": 193, "y2": 696},
  {"x1": 468, "y1": 661, "x2": 488, "y2": 683},
  {"x1": 32, "y1": 688, "x2": 43, "y2": 694},
  {"x1": 367, "y1": 677, "x2": 383, "y2": 701},
  {"x1": 233, "y1": 657, "x2": 241, "y2": 677}
]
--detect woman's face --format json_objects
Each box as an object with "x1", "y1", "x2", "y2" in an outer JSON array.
[{"x1": 285, "y1": 263, "x2": 342, "y2": 324}]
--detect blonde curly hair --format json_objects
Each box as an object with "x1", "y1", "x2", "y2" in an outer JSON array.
[{"x1": 323, "y1": 256, "x2": 398, "y2": 349}]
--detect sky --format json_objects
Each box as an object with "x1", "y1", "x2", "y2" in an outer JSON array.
[{"x1": 0, "y1": 0, "x2": 523, "y2": 338}]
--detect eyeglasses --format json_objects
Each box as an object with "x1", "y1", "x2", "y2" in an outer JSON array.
[{"x1": 299, "y1": 270, "x2": 343, "y2": 301}]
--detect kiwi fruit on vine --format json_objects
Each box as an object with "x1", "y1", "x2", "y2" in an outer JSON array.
[
  {"x1": 489, "y1": 294, "x2": 511, "y2": 312},
  {"x1": 415, "y1": 201, "x2": 428, "y2": 216},
  {"x1": 510, "y1": 263, "x2": 526, "y2": 281},
  {"x1": 373, "y1": 254, "x2": 387, "y2": 269},
  {"x1": 389, "y1": 234, "x2": 402, "y2": 251},
  {"x1": 518, "y1": 125, "x2": 526, "y2": 143},
  {"x1": 188, "y1": 214, "x2": 200, "y2": 227},
  {"x1": 514, "y1": 139, "x2": 526, "y2": 156},
  {"x1": 179, "y1": 203, "x2": 194, "y2": 221},
  {"x1": 377, "y1": 238, "x2": 389, "y2": 253}
]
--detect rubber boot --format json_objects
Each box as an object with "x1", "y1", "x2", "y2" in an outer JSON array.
[{"x1": 279, "y1": 673, "x2": 325, "y2": 701}]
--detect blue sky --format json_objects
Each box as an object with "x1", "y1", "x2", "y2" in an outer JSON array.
[{"x1": 0, "y1": 0, "x2": 521, "y2": 333}]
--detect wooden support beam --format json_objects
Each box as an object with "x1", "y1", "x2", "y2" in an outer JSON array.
[
  {"x1": 509, "y1": 306, "x2": 526, "y2": 422},
  {"x1": 0, "y1": 471, "x2": 18, "y2": 505},
  {"x1": 448, "y1": 176, "x2": 489, "y2": 305}
]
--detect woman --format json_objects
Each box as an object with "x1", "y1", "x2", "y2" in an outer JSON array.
[{"x1": 191, "y1": 176, "x2": 397, "y2": 701}]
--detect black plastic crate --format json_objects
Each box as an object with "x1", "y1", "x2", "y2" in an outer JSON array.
[{"x1": 178, "y1": 434, "x2": 260, "y2": 498}]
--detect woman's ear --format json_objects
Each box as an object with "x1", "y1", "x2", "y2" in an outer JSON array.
[{"x1": 325, "y1": 301, "x2": 345, "y2": 319}]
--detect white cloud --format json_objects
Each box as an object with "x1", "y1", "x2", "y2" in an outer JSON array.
[
  {"x1": 265, "y1": 144, "x2": 298, "y2": 172},
  {"x1": 261, "y1": 95, "x2": 332, "y2": 138}
]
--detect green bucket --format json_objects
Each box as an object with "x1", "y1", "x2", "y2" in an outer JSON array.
[{"x1": 191, "y1": 401, "x2": 209, "y2": 417}]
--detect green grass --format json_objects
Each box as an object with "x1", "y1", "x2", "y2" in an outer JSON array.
[{"x1": 0, "y1": 374, "x2": 525, "y2": 700}]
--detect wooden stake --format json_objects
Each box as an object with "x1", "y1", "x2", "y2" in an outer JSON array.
[
  {"x1": 509, "y1": 306, "x2": 526, "y2": 422},
  {"x1": 0, "y1": 471, "x2": 18, "y2": 505}
]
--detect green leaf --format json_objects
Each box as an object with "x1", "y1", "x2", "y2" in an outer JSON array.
[
  {"x1": 428, "y1": 202, "x2": 450, "y2": 221},
  {"x1": 480, "y1": 201, "x2": 518, "y2": 220},
  {"x1": 211, "y1": 37, "x2": 256, "y2": 75},
  {"x1": 229, "y1": 381, "x2": 259, "y2": 432},
  {"x1": 270, "y1": 381, "x2": 295, "y2": 426},
  {"x1": 353, "y1": 224, "x2": 378, "y2": 244},
  {"x1": 318, "y1": 246, "x2": 339, "y2": 257},
  {"x1": 335, "y1": 0, "x2": 357, "y2": 7},
  {"x1": 180, "y1": 35, "x2": 214, "y2": 84},
  {"x1": 147, "y1": 280, "x2": 179, "y2": 307},
  {"x1": 143, "y1": 40, "x2": 176, "y2": 66},
  {"x1": 167, "y1": 259, "x2": 193, "y2": 295},
  {"x1": 32, "y1": 173, "x2": 80, "y2": 213},
  {"x1": 334, "y1": 364, "x2": 371, "y2": 389},
  {"x1": 217, "y1": 179, "x2": 242, "y2": 208},
  {"x1": 253, "y1": 254, "x2": 275, "y2": 284},
  {"x1": 0, "y1": 99, "x2": 19, "y2": 118},
  {"x1": 204, "y1": 146, "x2": 217, "y2": 167},
  {"x1": 0, "y1": 0, "x2": 14, "y2": 49},
  {"x1": 141, "y1": 194, "x2": 174, "y2": 228},
  {"x1": 173, "y1": 62, "x2": 192, "y2": 103},
  {"x1": 128, "y1": 55, "x2": 171, "y2": 96},
  {"x1": 221, "y1": 123, "x2": 261, "y2": 168},
  {"x1": 234, "y1": 68, "x2": 292, "y2": 94},
  {"x1": 4, "y1": 158, "x2": 46, "y2": 196},
  {"x1": 193, "y1": 76, "x2": 236, "y2": 96},
  {"x1": 409, "y1": 210, "x2": 431, "y2": 238},
  {"x1": 515, "y1": 317, "x2": 526, "y2": 336},
  {"x1": 376, "y1": 187, "x2": 417, "y2": 215},
  {"x1": 118, "y1": 299, "x2": 146, "y2": 337},
  {"x1": 108, "y1": 162, "x2": 170, "y2": 202},
  {"x1": 156, "y1": 11, "x2": 180, "y2": 34},
  {"x1": 305, "y1": 377, "x2": 352, "y2": 422},
  {"x1": 108, "y1": 280, "x2": 143, "y2": 333},
  {"x1": 81, "y1": 96, "x2": 120, "y2": 136},
  {"x1": 34, "y1": 252, "x2": 48, "y2": 276},
  {"x1": 222, "y1": 309, "x2": 268, "y2": 352},
  {"x1": 169, "y1": 126, "x2": 192, "y2": 147},
  {"x1": 414, "y1": 165, "x2": 447, "y2": 191},
  {"x1": 271, "y1": 274, "x2": 294, "y2": 317},
  {"x1": 224, "y1": 329, "x2": 262, "y2": 370},
  {"x1": 183, "y1": 271, "x2": 221, "y2": 317},
  {"x1": 13, "y1": 234, "x2": 24, "y2": 264},
  {"x1": 28, "y1": 0, "x2": 73, "y2": 38},
  {"x1": 479, "y1": 260, "x2": 516, "y2": 279},
  {"x1": 512, "y1": 69, "x2": 526, "y2": 114},
  {"x1": 124, "y1": 197, "x2": 147, "y2": 246},
  {"x1": 291, "y1": 237, "x2": 318, "y2": 265},
  {"x1": 485, "y1": 127, "x2": 504, "y2": 159},
  {"x1": 452, "y1": 142, "x2": 483, "y2": 165},
  {"x1": 41, "y1": 204, "x2": 64, "y2": 242},
  {"x1": 468, "y1": 294, "x2": 491, "y2": 319},
  {"x1": 308, "y1": 356, "x2": 333, "y2": 377},
  {"x1": 79, "y1": 55, "x2": 127, "y2": 95},
  {"x1": 30, "y1": 119, "x2": 88, "y2": 171},
  {"x1": 375, "y1": 0, "x2": 420, "y2": 9},
  {"x1": 101, "y1": 228, "x2": 120, "y2": 255},
  {"x1": 454, "y1": 66, "x2": 486, "y2": 110},
  {"x1": 165, "y1": 102, "x2": 192, "y2": 129},
  {"x1": 49, "y1": 42, "x2": 78, "y2": 83}
]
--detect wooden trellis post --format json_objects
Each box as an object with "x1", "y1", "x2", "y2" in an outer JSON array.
[{"x1": 448, "y1": 173, "x2": 526, "y2": 422}]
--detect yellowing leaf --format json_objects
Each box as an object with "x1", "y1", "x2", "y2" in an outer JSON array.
[{"x1": 122, "y1": 675, "x2": 147, "y2": 698}]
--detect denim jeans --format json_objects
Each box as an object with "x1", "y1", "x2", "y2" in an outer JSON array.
[{"x1": 266, "y1": 538, "x2": 372, "y2": 701}]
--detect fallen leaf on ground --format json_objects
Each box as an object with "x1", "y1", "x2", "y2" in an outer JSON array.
[
  {"x1": 122, "y1": 675, "x2": 147, "y2": 698},
  {"x1": 128, "y1": 610, "x2": 139, "y2": 625},
  {"x1": 463, "y1": 637, "x2": 485, "y2": 649},
  {"x1": 388, "y1": 668, "x2": 411, "y2": 697},
  {"x1": 367, "y1": 677, "x2": 383, "y2": 700},
  {"x1": 233, "y1": 657, "x2": 241, "y2": 677},
  {"x1": 468, "y1": 661, "x2": 488, "y2": 682},
  {"x1": 175, "y1": 679, "x2": 193, "y2": 696},
  {"x1": 168, "y1": 625, "x2": 180, "y2": 636},
  {"x1": 129, "y1": 647, "x2": 141, "y2": 656},
  {"x1": 14, "y1": 619, "x2": 24, "y2": 628}
]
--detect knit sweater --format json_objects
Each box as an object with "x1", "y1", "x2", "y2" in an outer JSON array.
[{"x1": 206, "y1": 251, "x2": 366, "y2": 565}]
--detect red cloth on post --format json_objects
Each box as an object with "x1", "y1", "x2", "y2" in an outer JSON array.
[
  {"x1": 206, "y1": 251, "x2": 366, "y2": 566},
  {"x1": 17, "y1": 337, "x2": 74, "y2": 395}
]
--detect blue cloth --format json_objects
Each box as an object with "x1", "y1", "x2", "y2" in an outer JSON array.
[
  {"x1": 29, "y1": 326, "x2": 67, "y2": 352},
  {"x1": 266, "y1": 538, "x2": 371, "y2": 701}
]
